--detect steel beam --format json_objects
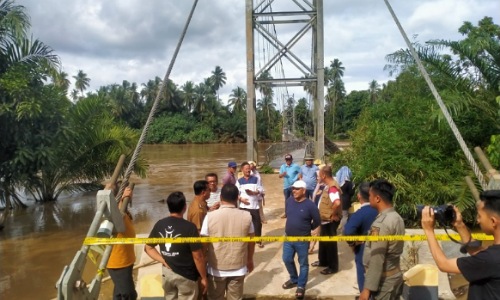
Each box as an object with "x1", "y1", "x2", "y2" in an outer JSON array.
[
  {"x1": 246, "y1": 0, "x2": 257, "y2": 163},
  {"x1": 315, "y1": 0, "x2": 325, "y2": 160},
  {"x1": 254, "y1": 11, "x2": 315, "y2": 17}
]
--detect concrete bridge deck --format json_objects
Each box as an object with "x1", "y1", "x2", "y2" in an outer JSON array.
[{"x1": 135, "y1": 173, "x2": 462, "y2": 299}]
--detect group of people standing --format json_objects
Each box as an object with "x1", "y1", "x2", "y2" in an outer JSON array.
[
  {"x1": 278, "y1": 153, "x2": 405, "y2": 300},
  {"x1": 279, "y1": 154, "x2": 353, "y2": 299},
  {"x1": 143, "y1": 160, "x2": 266, "y2": 300},
  {"x1": 104, "y1": 152, "x2": 500, "y2": 300}
]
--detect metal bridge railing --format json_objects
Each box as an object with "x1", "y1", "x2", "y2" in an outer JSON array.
[
  {"x1": 305, "y1": 141, "x2": 315, "y2": 157},
  {"x1": 264, "y1": 140, "x2": 307, "y2": 164}
]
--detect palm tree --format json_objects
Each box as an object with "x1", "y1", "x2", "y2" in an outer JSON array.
[
  {"x1": 127, "y1": 82, "x2": 140, "y2": 107},
  {"x1": 24, "y1": 96, "x2": 147, "y2": 202},
  {"x1": 301, "y1": 73, "x2": 317, "y2": 98},
  {"x1": 256, "y1": 71, "x2": 273, "y2": 98},
  {"x1": 0, "y1": 0, "x2": 59, "y2": 74},
  {"x1": 181, "y1": 81, "x2": 195, "y2": 112},
  {"x1": 257, "y1": 96, "x2": 276, "y2": 138},
  {"x1": 0, "y1": 0, "x2": 60, "y2": 209},
  {"x1": 0, "y1": 0, "x2": 29, "y2": 41},
  {"x1": 193, "y1": 82, "x2": 210, "y2": 119},
  {"x1": 70, "y1": 89, "x2": 79, "y2": 101},
  {"x1": 160, "y1": 79, "x2": 183, "y2": 113},
  {"x1": 73, "y1": 70, "x2": 90, "y2": 97},
  {"x1": 326, "y1": 59, "x2": 345, "y2": 86},
  {"x1": 384, "y1": 17, "x2": 500, "y2": 125},
  {"x1": 325, "y1": 59, "x2": 346, "y2": 135},
  {"x1": 52, "y1": 70, "x2": 70, "y2": 92},
  {"x1": 141, "y1": 77, "x2": 161, "y2": 108},
  {"x1": 228, "y1": 86, "x2": 247, "y2": 114},
  {"x1": 210, "y1": 65, "x2": 226, "y2": 100},
  {"x1": 386, "y1": 17, "x2": 500, "y2": 95},
  {"x1": 368, "y1": 80, "x2": 381, "y2": 103}
]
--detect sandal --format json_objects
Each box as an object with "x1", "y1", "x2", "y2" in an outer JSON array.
[
  {"x1": 295, "y1": 287, "x2": 305, "y2": 300},
  {"x1": 320, "y1": 268, "x2": 337, "y2": 275},
  {"x1": 282, "y1": 280, "x2": 297, "y2": 289},
  {"x1": 258, "y1": 242, "x2": 264, "y2": 248},
  {"x1": 311, "y1": 261, "x2": 324, "y2": 267}
]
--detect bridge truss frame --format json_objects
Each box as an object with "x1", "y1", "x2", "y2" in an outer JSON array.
[{"x1": 245, "y1": 0, "x2": 325, "y2": 163}]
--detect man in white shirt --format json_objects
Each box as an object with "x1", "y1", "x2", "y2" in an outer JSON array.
[{"x1": 205, "y1": 173, "x2": 221, "y2": 211}]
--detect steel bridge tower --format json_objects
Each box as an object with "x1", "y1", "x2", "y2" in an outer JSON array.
[{"x1": 245, "y1": 0, "x2": 325, "y2": 163}]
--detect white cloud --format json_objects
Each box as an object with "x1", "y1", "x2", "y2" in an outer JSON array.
[{"x1": 17, "y1": 0, "x2": 499, "y2": 101}]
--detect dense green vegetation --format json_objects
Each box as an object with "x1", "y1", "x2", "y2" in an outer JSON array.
[
  {"x1": 332, "y1": 17, "x2": 500, "y2": 224},
  {"x1": 0, "y1": 0, "x2": 145, "y2": 204}
]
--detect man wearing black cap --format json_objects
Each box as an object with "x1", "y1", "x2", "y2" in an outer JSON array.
[
  {"x1": 279, "y1": 154, "x2": 300, "y2": 218},
  {"x1": 222, "y1": 161, "x2": 238, "y2": 185}
]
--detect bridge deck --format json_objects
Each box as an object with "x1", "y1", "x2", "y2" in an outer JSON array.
[{"x1": 268, "y1": 148, "x2": 305, "y2": 169}]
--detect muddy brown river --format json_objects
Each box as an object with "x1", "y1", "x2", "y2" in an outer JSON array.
[{"x1": 0, "y1": 143, "x2": 269, "y2": 300}]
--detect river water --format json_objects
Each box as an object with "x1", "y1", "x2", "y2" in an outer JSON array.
[{"x1": 0, "y1": 143, "x2": 270, "y2": 300}]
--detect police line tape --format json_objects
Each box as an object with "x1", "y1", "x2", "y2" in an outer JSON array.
[{"x1": 83, "y1": 233, "x2": 493, "y2": 245}]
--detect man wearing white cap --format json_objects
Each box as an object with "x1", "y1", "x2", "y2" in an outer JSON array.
[{"x1": 281, "y1": 180, "x2": 321, "y2": 300}]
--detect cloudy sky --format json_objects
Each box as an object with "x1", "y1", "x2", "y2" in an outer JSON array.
[{"x1": 18, "y1": 0, "x2": 499, "y2": 105}]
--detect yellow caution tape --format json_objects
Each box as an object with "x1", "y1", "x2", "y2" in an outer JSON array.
[{"x1": 83, "y1": 233, "x2": 493, "y2": 245}]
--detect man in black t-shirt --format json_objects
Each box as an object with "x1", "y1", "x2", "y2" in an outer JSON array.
[
  {"x1": 422, "y1": 190, "x2": 500, "y2": 300},
  {"x1": 144, "y1": 191, "x2": 207, "y2": 300}
]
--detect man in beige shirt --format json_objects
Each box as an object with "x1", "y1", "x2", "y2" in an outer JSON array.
[
  {"x1": 187, "y1": 180, "x2": 210, "y2": 232},
  {"x1": 200, "y1": 183, "x2": 255, "y2": 300}
]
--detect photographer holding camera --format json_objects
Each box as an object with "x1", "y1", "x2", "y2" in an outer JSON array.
[{"x1": 421, "y1": 190, "x2": 500, "y2": 300}]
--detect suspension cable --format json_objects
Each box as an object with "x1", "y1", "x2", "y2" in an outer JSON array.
[
  {"x1": 117, "y1": 0, "x2": 199, "y2": 199},
  {"x1": 383, "y1": 0, "x2": 487, "y2": 190}
]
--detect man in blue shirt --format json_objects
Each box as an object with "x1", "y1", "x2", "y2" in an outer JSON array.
[
  {"x1": 298, "y1": 156, "x2": 318, "y2": 200},
  {"x1": 279, "y1": 153, "x2": 300, "y2": 218},
  {"x1": 343, "y1": 182, "x2": 378, "y2": 292},
  {"x1": 281, "y1": 180, "x2": 321, "y2": 300}
]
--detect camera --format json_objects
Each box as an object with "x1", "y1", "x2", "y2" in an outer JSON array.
[{"x1": 416, "y1": 204, "x2": 456, "y2": 227}]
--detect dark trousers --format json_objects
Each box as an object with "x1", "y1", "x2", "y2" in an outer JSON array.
[
  {"x1": 318, "y1": 221, "x2": 340, "y2": 272},
  {"x1": 283, "y1": 187, "x2": 292, "y2": 202},
  {"x1": 241, "y1": 208, "x2": 262, "y2": 237},
  {"x1": 108, "y1": 265, "x2": 137, "y2": 300},
  {"x1": 354, "y1": 244, "x2": 366, "y2": 291},
  {"x1": 305, "y1": 189, "x2": 314, "y2": 200}
]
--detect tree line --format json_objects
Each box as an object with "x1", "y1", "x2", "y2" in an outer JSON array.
[
  {"x1": 0, "y1": 0, "x2": 146, "y2": 206},
  {"x1": 2, "y1": 0, "x2": 499, "y2": 222}
]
